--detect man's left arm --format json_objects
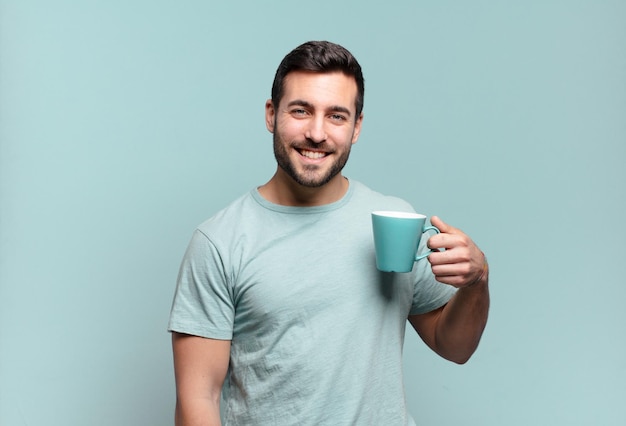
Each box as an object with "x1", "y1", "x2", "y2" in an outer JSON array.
[{"x1": 408, "y1": 216, "x2": 490, "y2": 364}]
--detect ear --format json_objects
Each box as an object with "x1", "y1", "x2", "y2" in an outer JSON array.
[
  {"x1": 265, "y1": 99, "x2": 275, "y2": 133},
  {"x1": 351, "y1": 113, "x2": 364, "y2": 144}
]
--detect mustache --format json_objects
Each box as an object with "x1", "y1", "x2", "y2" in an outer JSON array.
[{"x1": 292, "y1": 139, "x2": 334, "y2": 152}]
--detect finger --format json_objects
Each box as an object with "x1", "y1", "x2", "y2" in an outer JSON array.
[
  {"x1": 430, "y1": 260, "x2": 475, "y2": 288},
  {"x1": 426, "y1": 232, "x2": 465, "y2": 251},
  {"x1": 428, "y1": 245, "x2": 471, "y2": 266},
  {"x1": 433, "y1": 274, "x2": 468, "y2": 288},
  {"x1": 430, "y1": 216, "x2": 451, "y2": 233},
  {"x1": 430, "y1": 260, "x2": 472, "y2": 277},
  {"x1": 430, "y1": 216, "x2": 461, "y2": 235}
]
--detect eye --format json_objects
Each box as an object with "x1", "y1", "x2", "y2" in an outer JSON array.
[
  {"x1": 291, "y1": 108, "x2": 308, "y2": 117},
  {"x1": 329, "y1": 113, "x2": 347, "y2": 122}
]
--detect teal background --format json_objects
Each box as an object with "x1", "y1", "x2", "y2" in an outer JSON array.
[{"x1": 1, "y1": 1, "x2": 624, "y2": 425}]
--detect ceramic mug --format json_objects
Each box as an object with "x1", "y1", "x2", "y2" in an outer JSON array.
[{"x1": 371, "y1": 211, "x2": 440, "y2": 273}]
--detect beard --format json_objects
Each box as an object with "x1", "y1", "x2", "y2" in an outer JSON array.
[{"x1": 272, "y1": 131, "x2": 352, "y2": 188}]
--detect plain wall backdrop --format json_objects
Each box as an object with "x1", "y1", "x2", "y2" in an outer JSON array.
[{"x1": 1, "y1": 1, "x2": 624, "y2": 425}]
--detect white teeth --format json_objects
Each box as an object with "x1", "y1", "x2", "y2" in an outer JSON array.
[{"x1": 300, "y1": 150, "x2": 326, "y2": 159}]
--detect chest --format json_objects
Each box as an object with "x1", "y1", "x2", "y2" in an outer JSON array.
[{"x1": 226, "y1": 214, "x2": 415, "y2": 338}]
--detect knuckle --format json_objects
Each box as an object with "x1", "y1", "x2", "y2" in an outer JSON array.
[{"x1": 460, "y1": 263, "x2": 472, "y2": 276}]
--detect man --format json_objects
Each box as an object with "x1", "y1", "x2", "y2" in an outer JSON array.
[{"x1": 168, "y1": 40, "x2": 489, "y2": 425}]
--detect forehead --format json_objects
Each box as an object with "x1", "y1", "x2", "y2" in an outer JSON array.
[{"x1": 281, "y1": 71, "x2": 358, "y2": 111}]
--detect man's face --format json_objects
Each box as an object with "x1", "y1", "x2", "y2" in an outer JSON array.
[{"x1": 265, "y1": 71, "x2": 363, "y2": 188}]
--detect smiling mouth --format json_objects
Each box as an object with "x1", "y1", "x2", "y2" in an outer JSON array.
[{"x1": 297, "y1": 149, "x2": 328, "y2": 159}]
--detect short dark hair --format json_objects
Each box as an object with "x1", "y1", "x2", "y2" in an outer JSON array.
[{"x1": 271, "y1": 41, "x2": 365, "y2": 118}]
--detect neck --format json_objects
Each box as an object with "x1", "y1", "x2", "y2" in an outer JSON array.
[{"x1": 258, "y1": 170, "x2": 349, "y2": 207}]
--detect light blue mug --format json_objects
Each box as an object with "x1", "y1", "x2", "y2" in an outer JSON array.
[{"x1": 371, "y1": 211, "x2": 440, "y2": 273}]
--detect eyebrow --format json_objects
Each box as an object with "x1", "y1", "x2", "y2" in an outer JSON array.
[{"x1": 286, "y1": 99, "x2": 353, "y2": 117}]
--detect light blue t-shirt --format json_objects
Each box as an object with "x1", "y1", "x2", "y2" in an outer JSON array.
[{"x1": 168, "y1": 180, "x2": 456, "y2": 425}]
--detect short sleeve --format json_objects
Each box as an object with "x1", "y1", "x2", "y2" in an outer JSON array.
[{"x1": 167, "y1": 229, "x2": 235, "y2": 340}]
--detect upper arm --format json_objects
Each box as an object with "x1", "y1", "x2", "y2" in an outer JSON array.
[{"x1": 172, "y1": 332, "x2": 231, "y2": 402}]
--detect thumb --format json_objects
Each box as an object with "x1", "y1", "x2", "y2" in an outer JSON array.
[{"x1": 430, "y1": 215, "x2": 455, "y2": 234}]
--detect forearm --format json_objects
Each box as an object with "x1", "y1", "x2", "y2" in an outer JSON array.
[
  {"x1": 175, "y1": 397, "x2": 221, "y2": 426},
  {"x1": 434, "y1": 272, "x2": 490, "y2": 364}
]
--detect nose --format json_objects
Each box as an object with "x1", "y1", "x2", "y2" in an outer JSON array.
[{"x1": 305, "y1": 116, "x2": 327, "y2": 143}]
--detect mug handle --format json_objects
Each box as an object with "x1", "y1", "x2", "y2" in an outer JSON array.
[{"x1": 415, "y1": 225, "x2": 441, "y2": 261}]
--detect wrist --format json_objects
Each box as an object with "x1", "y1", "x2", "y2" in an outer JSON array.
[{"x1": 466, "y1": 254, "x2": 488, "y2": 288}]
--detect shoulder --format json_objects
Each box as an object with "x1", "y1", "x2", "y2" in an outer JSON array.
[
  {"x1": 197, "y1": 190, "x2": 256, "y2": 232},
  {"x1": 189, "y1": 190, "x2": 262, "y2": 251},
  {"x1": 348, "y1": 180, "x2": 415, "y2": 213}
]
